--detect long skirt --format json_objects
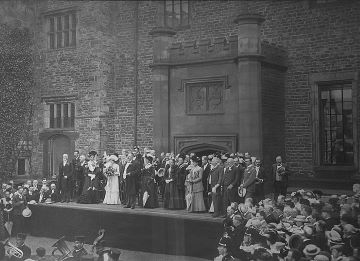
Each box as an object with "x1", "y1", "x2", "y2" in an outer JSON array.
[
  {"x1": 164, "y1": 182, "x2": 185, "y2": 209},
  {"x1": 141, "y1": 177, "x2": 158, "y2": 208},
  {"x1": 103, "y1": 176, "x2": 120, "y2": 205},
  {"x1": 188, "y1": 191, "x2": 206, "y2": 213}
]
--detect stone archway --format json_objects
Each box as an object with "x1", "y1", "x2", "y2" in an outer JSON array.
[{"x1": 174, "y1": 134, "x2": 237, "y2": 155}]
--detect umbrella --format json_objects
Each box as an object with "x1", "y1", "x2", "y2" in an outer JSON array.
[
  {"x1": 186, "y1": 193, "x2": 192, "y2": 210},
  {"x1": 4, "y1": 221, "x2": 13, "y2": 236},
  {"x1": 143, "y1": 191, "x2": 149, "y2": 207}
]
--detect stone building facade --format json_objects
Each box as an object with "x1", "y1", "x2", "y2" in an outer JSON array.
[{"x1": 4, "y1": 0, "x2": 360, "y2": 188}]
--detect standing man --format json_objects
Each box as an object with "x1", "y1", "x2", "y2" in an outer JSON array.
[
  {"x1": 254, "y1": 158, "x2": 266, "y2": 204},
  {"x1": 272, "y1": 155, "x2": 290, "y2": 200},
  {"x1": 241, "y1": 157, "x2": 256, "y2": 200},
  {"x1": 122, "y1": 153, "x2": 140, "y2": 209},
  {"x1": 12, "y1": 187, "x2": 26, "y2": 235},
  {"x1": 221, "y1": 158, "x2": 240, "y2": 216},
  {"x1": 72, "y1": 150, "x2": 81, "y2": 199},
  {"x1": 58, "y1": 154, "x2": 73, "y2": 203},
  {"x1": 202, "y1": 156, "x2": 211, "y2": 210},
  {"x1": 208, "y1": 157, "x2": 223, "y2": 218}
]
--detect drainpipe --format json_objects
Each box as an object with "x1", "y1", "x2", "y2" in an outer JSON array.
[{"x1": 133, "y1": 0, "x2": 139, "y2": 146}]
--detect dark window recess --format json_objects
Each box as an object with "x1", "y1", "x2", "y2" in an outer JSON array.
[
  {"x1": 164, "y1": 0, "x2": 189, "y2": 28},
  {"x1": 319, "y1": 82, "x2": 353, "y2": 165},
  {"x1": 17, "y1": 159, "x2": 26, "y2": 176},
  {"x1": 48, "y1": 102, "x2": 75, "y2": 129},
  {"x1": 48, "y1": 12, "x2": 76, "y2": 49}
]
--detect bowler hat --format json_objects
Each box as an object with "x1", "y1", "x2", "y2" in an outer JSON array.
[{"x1": 302, "y1": 244, "x2": 320, "y2": 257}]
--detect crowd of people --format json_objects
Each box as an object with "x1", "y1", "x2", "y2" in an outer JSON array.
[
  {"x1": 214, "y1": 185, "x2": 360, "y2": 261},
  {"x1": 1, "y1": 146, "x2": 360, "y2": 261}
]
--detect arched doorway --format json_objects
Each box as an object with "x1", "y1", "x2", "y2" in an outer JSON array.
[
  {"x1": 48, "y1": 135, "x2": 71, "y2": 177},
  {"x1": 179, "y1": 144, "x2": 228, "y2": 157}
]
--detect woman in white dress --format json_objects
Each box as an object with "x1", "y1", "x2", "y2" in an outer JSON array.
[{"x1": 103, "y1": 154, "x2": 120, "y2": 205}]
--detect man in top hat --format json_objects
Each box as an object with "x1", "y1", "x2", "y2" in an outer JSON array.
[
  {"x1": 9, "y1": 233, "x2": 31, "y2": 261},
  {"x1": 58, "y1": 153, "x2": 73, "y2": 203},
  {"x1": 72, "y1": 236, "x2": 88, "y2": 260}
]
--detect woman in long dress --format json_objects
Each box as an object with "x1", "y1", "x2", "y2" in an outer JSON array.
[
  {"x1": 103, "y1": 154, "x2": 121, "y2": 205},
  {"x1": 186, "y1": 155, "x2": 206, "y2": 213},
  {"x1": 141, "y1": 154, "x2": 158, "y2": 208},
  {"x1": 164, "y1": 159, "x2": 185, "y2": 209}
]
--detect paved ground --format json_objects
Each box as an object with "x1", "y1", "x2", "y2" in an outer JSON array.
[{"x1": 7, "y1": 235, "x2": 210, "y2": 261}]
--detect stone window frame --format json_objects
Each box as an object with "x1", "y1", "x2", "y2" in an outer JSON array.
[
  {"x1": 162, "y1": 0, "x2": 190, "y2": 29},
  {"x1": 42, "y1": 7, "x2": 79, "y2": 50},
  {"x1": 42, "y1": 95, "x2": 77, "y2": 130},
  {"x1": 310, "y1": 71, "x2": 358, "y2": 170}
]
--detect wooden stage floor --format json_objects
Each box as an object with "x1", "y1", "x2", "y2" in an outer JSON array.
[{"x1": 28, "y1": 202, "x2": 224, "y2": 260}]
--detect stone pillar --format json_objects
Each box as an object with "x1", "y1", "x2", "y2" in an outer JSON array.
[
  {"x1": 149, "y1": 27, "x2": 176, "y2": 154},
  {"x1": 234, "y1": 12, "x2": 265, "y2": 157}
]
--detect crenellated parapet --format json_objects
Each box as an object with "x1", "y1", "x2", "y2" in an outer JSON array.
[{"x1": 168, "y1": 35, "x2": 238, "y2": 63}]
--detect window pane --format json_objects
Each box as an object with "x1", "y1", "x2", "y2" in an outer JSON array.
[
  {"x1": 319, "y1": 83, "x2": 353, "y2": 165},
  {"x1": 71, "y1": 13, "x2": 76, "y2": 29},
  {"x1": 64, "y1": 15, "x2": 69, "y2": 29},
  {"x1": 50, "y1": 104, "x2": 54, "y2": 128},
  {"x1": 71, "y1": 103, "x2": 75, "y2": 128},
  {"x1": 343, "y1": 88, "x2": 352, "y2": 101},
  {"x1": 56, "y1": 103, "x2": 61, "y2": 128},
  {"x1": 173, "y1": 0, "x2": 181, "y2": 27},
  {"x1": 181, "y1": 0, "x2": 189, "y2": 25},
  {"x1": 50, "y1": 33, "x2": 55, "y2": 49},
  {"x1": 50, "y1": 17, "x2": 55, "y2": 32},
  {"x1": 165, "y1": 1, "x2": 173, "y2": 27},
  {"x1": 64, "y1": 31, "x2": 69, "y2": 47},
  {"x1": 17, "y1": 159, "x2": 26, "y2": 175},
  {"x1": 71, "y1": 30, "x2": 76, "y2": 46}
]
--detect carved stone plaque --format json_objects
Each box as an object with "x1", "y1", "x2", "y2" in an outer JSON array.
[{"x1": 186, "y1": 81, "x2": 224, "y2": 114}]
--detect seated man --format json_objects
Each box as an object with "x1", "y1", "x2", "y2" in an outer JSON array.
[
  {"x1": 49, "y1": 183, "x2": 60, "y2": 203},
  {"x1": 9, "y1": 233, "x2": 31, "y2": 261}
]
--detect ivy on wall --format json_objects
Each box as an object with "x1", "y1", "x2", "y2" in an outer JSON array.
[{"x1": 0, "y1": 24, "x2": 33, "y2": 180}]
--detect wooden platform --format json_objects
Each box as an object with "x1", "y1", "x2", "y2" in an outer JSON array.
[{"x1": 28, "y1": 203, "x2": 223, "y2": 260}]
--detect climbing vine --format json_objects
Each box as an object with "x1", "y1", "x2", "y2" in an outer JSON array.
[{"x1": 0, "y1": 24, "x2": 33, "y2": 180}]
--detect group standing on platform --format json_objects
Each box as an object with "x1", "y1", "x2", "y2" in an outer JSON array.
[{"x1": 28, "y1": 146, "x2": 292, "y2": 219}]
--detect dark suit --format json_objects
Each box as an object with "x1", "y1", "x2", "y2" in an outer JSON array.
[
  {"x1": 242, "y1": 165, "x2": 256, "y2": 199},
  {"x1": 254, "y1": 166, "x2": 266, "y2": 203},
  {"x1": 208, "y1": 164, "x2": 223, "y2": 217},
  {"x1": 272, "y1": 163, "x2": 290, "y2": 199},
  {"x1": 122, "y1": 161, "x2": 140, "y2": 208},
  {"x1": 58, "y1": 161, "x2": 73, "y2": 202},
  {"x1": 202, "y1": 163, "x2": 211, "y2": 210},
  {"x1": 72, "y1": 157, "x2": 83, "y2": 197},
  {"x1": 221, "y1": 165, "x2": 240, "y2": 212}
]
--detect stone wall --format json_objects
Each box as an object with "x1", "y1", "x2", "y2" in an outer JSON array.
[{"x1": 3, "y1": 0, "x2": 359, "y2": 177}]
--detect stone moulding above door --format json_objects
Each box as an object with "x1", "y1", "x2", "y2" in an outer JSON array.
[
  {"x1": 174, "y1": 134, "x2": 237, "y2": 154},
  {"x1": 178, "y1": 75, "x2": 231, "y2": 92}
]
